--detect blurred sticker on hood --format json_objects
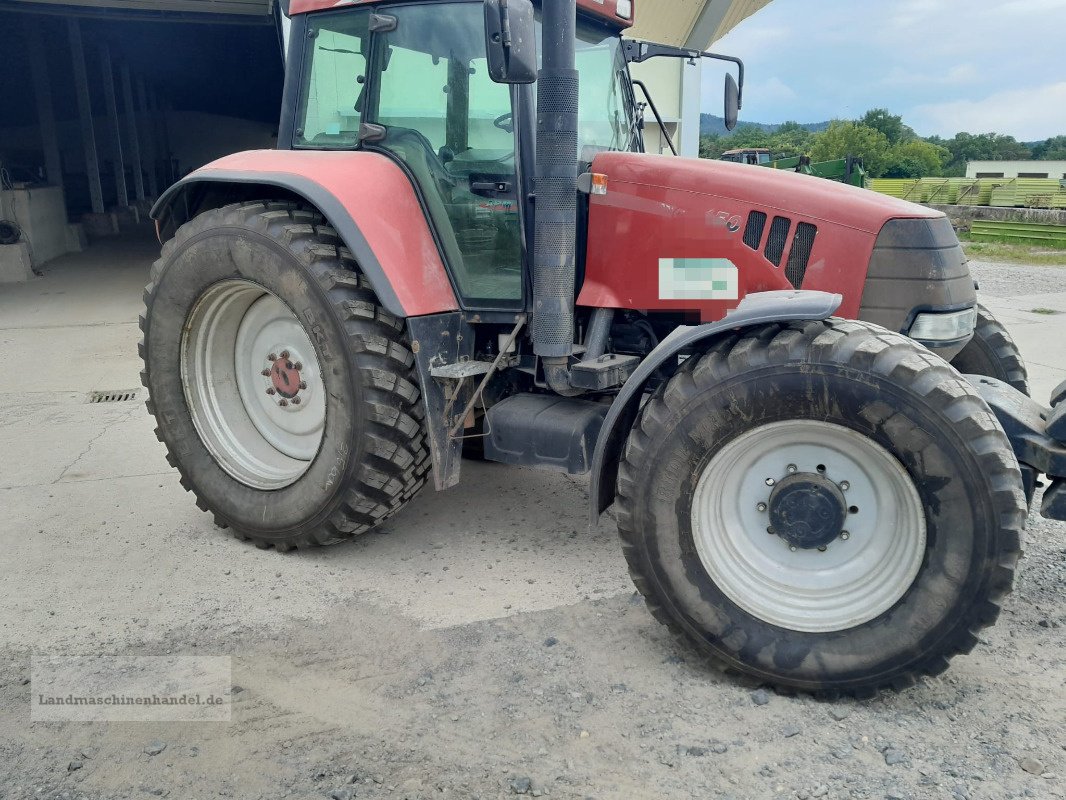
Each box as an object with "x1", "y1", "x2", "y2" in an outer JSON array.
[{"x1": 659, "y1": 258, "x2": 738, "y2": 300}]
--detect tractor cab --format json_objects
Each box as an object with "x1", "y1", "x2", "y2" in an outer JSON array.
[{"x1": 283, "y1": 0, "x2": 645, "y2": 310}]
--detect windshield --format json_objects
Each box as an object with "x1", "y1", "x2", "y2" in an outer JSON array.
[
  {"x1": 293, "y1": 8, "x2": 638, "y2": 158},
  {"x1": 571, "y1": 22, "x2": 639, "y2": 159}
]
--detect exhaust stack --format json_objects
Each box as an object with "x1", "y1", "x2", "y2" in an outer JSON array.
[{"x1": 532, "y1": 0, "x2": 579, "y2": 391}]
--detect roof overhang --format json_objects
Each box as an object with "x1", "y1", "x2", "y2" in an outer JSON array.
[{"x1": 628, "y1": 0, "x2": 770, "y2": 48}]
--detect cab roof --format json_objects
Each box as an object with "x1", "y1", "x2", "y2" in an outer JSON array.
[{"x1": 288, "y1": 0, "x2": 635, "y2": 31}]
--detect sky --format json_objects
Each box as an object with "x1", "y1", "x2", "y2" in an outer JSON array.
[{"x1": 706, "y1": 0, "x2": 1066, "y2": 140}]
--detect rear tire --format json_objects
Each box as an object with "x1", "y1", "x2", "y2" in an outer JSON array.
[
  {"x1": 616, "y1": 319, "x2": 1025, "y2": 697},
  {"x1": 140, "y1": 201, "x2": 430, "y2": 549},
  {"x1": 950, "y1": 304, "x2": 1029, "y2": 395}
]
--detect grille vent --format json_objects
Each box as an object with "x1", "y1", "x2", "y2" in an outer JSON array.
[
  {"x1": 764, "y1": 216, "x2": 791, "y2": 267},
  {"x1": 743, "y1": 211, "x2": 767, "y2": 250},
  {"x1": 784, "y1": 223, "x2": 818, "y2": 288},
  {"x1": 88, "y1": 389, "x2": 139, "y2": 404}
]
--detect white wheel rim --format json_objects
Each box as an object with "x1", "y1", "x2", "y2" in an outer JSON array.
[
  {"x1": 181, "y1": 280, "x2": 326, "y2": 490},
  {"x1": 691, "y1": 420, "x2": 926, "y2": 633}
]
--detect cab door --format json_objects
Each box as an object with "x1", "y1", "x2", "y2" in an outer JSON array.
[{"x1": 370, "y1": 3, "x2": 525, "y2": 309}]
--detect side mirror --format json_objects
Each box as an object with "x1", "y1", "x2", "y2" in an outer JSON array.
[
  {"x1": 724, "y1": 73, "x2": 740, "y2": 131},
  {"x1": 484, "y1": 0, "x2": 537, "y2": 84}
]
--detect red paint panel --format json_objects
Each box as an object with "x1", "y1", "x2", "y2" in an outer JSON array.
[
  {"x1": 196, "y1": 150, "x2": 457, "y2": 317},
  {"x1": 288, "y1": 0, "x2": 634, "y2": 29},
  {"x1": 579, "y1": 152, "x2": 937, "y2": 322}
]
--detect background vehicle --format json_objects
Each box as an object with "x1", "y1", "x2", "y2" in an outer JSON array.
[
  {"x1": 717, "y1": 149, "x2": 867, "y2": 189},
  {"x1": 143, "y1": 0, "x2": 1066, "y2": 696}
]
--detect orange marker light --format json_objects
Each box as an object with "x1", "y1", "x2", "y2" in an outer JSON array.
[{"x1": 590, "y1": 173, "x2": 608, "y2": 195}]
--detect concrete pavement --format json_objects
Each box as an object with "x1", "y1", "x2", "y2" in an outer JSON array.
[{"x1": 2, "y1": 235, "x2": 1065, "y2": 799}]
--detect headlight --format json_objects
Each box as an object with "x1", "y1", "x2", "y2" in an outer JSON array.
[{"x1": 909, "y1": 308, "x2": 977, "y2": 342}]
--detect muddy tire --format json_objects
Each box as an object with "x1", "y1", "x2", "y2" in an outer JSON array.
[
  {"x1": 951, "y1": 304, "x2": 1029, "y2": 395},
  {"x1": 616, "y1": 318, "x2": 1025, "y2": 697},
  {"x1": 140, "y1": 201, "x2": 430, "y2": 549}
]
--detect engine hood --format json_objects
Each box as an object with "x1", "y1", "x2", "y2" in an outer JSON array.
[{"x1": 591, "y1": 152, "x2": 943, "y2": 234}]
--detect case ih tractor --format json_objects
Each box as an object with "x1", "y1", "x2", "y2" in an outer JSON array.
[{"x1": 143, "y1": 0, "x2": 1066, "y2": 696}]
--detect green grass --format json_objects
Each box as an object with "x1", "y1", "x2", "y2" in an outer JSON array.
[{"x1": 957, "y1": 231, "x2": 1066, "y2": 266}]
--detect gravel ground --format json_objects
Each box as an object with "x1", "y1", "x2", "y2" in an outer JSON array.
[
  {"x1": 2, "y1": 497, "x2": 1065, "y2": 800},
  {"x1": 1, "y1": 247, "x2": 1064, "y2": 800},
  {"x1": 967, "y1": 259, "x2": 1066, "y2": 298}
]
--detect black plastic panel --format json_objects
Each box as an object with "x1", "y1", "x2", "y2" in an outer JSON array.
[
  {"x1": 484, "y1": 394, "x2": 609, "y2": 474},
  {"x1": 764, "y1": 216, "x2": 791, "y2": 267},
  {"x1": 784, "y1": 222, "x2": 817, "y2": 288},
  {"x1": 743, "y1": 210, "x2": 767, "y2": 250}
]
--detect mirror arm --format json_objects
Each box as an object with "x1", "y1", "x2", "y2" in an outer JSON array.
[
  {"x1": 622, "y1": 39, "x2": 744, "y2": 108},
  {"x1": 631, "y1": 79, "x2": 677, "y2": 156},
  {"x1": 499, "y1": 0, "x2": 512, "y2": 50}
]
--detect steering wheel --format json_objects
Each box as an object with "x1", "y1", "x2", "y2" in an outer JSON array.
[{"x1": 493, "y1": 112, "x2": 514, "y2": 133}]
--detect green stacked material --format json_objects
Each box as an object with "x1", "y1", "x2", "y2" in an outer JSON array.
[
  {"x1": 988, "y1": 179, "x2": 1066, "y2": 208},
  {"x1": 970, "y1": 220, "x2": 1066, "y2": 245},
  {"x1": 866, "y1": 179, "x2": 919, "y2": 199},
  {"x1": 868, "y1": 176, "x2": 1066, "y2": 208}
]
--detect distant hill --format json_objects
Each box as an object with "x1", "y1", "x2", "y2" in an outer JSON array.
[{"x1": 700, "y1": 114, "x2": 832, "y2": 137}]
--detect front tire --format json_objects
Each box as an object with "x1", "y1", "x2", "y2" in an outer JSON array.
[
  {"x1": 140, "y1": 201, "x2": 430, "y2": 549},
  {"x1": 950, "y1": 304, "x2": 1029, "y2": 395},
  {"x1": 616, "y1": 319, "x2": 1025, "y2": 697}
]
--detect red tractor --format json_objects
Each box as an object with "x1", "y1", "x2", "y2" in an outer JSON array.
[{"x1": 143, "y1": 0, "x2": 1066, "y2": 696}]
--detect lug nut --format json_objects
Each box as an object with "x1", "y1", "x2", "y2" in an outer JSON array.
[
  {"x1": 279, "y1": 399, "x2": 288, "y2": 407},
  {"x1": 268, "y1": 353, "x2": 277, "y2": 361},
  {"x1": 786, "y1": 464, "x2": 797, "y2": 474},
  {"x1": 765, "y1": 477, "x2": 775, "y2": 486},
  {"x1": 292, "y1": 397, "x2": 301, "y2": 405},
  {"x1": 757, "y1": 502, "x2": 767, "y2": 512},
  {"x1": 280, "y1": 350, "x2": 290, "y2": 359},
  {"x1": 294, "y1": 362, "x2": 303, "y2": 371},
  {"x1": 261, "y1": 368, "x2": 270, "y2": 377},
  {"x1": 266, "y1": 388, "x2": 276, "y2": 395},
  {"x1": 840, "y1": 481, "x2": 850, "y2": 491},
  {"x1": 766, "y1": 526, "x2": 775, "y2": 535},
  {"x1": 299, "y1": 381, "x2": 307, "y2": 390},
  {"x1": 841, "y1": 531, "x2": 850, "y2": 540},
  {"x1": 286, "y1": 361, "x2": 294, "y2": 370},
  {"x1": 817, "y1": 545, "x2": 827, "y2": 552},
  {"x1": 789, "y1": 545, "x2": 797, "y2": 552}
]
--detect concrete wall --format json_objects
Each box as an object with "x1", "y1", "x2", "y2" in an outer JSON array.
[
  {"x1": 928, "y1": 203, "x2": 1066, "y2": 231},
  {"x1": 965, "y1": 160, "x2": 1066, "y2": 179},
  {"x1": 630, "y1": 58, "x2": 683, "y2": 155},
  {"x1": 0, "y1": 186, "x2": 81, "y2": 265}
]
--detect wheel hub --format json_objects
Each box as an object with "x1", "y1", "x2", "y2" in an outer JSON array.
[
  {"x1": 768, "y1": 472, "x2": 848, "y2": 550},
  {"x1": 266, "y1": 351, "x2": 306, "y2": 401}
]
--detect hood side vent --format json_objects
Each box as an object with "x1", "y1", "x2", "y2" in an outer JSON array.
[
  {"x1": 764, "y1": 216, "x2": 791, "y2": 267},
  {"x1": 743, "y1": 211, "x2": 767, "y2": 250},
  {"x1": 784, "y1": 222, "x2": 817, "y2": 288}
]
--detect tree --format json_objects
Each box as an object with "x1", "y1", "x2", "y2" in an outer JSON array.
[
  {"x1": 808, "y1": 121, "x2": 893, "y2": 176},
  {"x1": 1032, "y1": 135, "x2": 1066, "y2": 160},
  {"x1": 768, "y1": 121, "x2": 814, "y2": 157},
  {"x1": 939, "y1": 132, "x2": 1031, "y2": 176},
  {"x1": 860, "y1": 109, "x2": 913, "y2": 145},
  {"x1": 883, "y1": 139, "x2": 947, "y2": 178}
]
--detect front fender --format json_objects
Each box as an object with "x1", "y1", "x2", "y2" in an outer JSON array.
[
  {"x1": 589, "y1": 289, "x2": 843, "y2": 522},
  {"x1": 151, "y1": 150, "x2": 458, "y2": 319}
]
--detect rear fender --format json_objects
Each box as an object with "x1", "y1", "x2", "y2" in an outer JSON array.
[
  {"x1": 151, "y1": 150, "x2": 458, "y2": 319},
  {"x1": 589, "y1": 290, "x2": 843, "y2": 522}
]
